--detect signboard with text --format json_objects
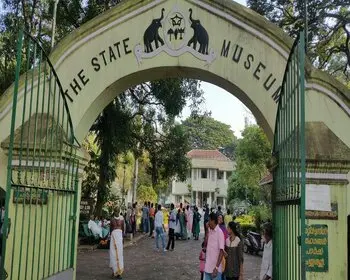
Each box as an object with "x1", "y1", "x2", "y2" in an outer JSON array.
[{"x1": 305, "y1": 224, "x2": 328, "y2": 272}]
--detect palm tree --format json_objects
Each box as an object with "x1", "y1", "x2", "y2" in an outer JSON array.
[{"x1": 167, "y1": 28, "x2": 174, "y2": 41}]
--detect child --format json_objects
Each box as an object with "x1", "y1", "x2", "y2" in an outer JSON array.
[{"x1": 199, "y1": 242, "x2": 206, "y2": 280}]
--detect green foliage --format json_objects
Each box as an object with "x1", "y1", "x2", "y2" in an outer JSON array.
[
  {"x1": 227, "y1": 125, "x2": 271, "y2": 205},
  {"x1": 181, "y1": 115, "x2": 238, "y2": 159},
  {"x1": 249, "y1": 205, "x2": 272, "y2": 231},
  {"x1": 137, "y1": 185, "x2": 158, "y2": 204},
  {"x1": 247, "y1": 0, "x2": 350, "y2": 85},
  {"x1": 235, "y1": 215, "x2": 257, "y2": 236}
]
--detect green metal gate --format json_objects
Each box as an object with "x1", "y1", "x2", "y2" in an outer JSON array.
[
  {"x1": 1, "y1": 30, "x2": 79, "y2": 280},
  {"x1": 272, "y1": 31, "x2": 306, "y2": 280}
]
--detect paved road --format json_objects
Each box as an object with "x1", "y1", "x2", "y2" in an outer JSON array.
[{"x1": 77, "y1": 234, "x2": 262, "y2": 280}]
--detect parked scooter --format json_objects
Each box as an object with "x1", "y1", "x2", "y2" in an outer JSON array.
[{"x1": 243, "y1": 231, "x2": 264, "y2": 255}]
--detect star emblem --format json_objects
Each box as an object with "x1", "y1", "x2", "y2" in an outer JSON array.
[{"x1": 171, "y1": 14, "x2": 183, "y2": 27}]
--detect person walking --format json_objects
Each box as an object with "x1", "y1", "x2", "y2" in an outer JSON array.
[
  {"x1": 154, "y1": 204, "x2": 167, "y2": 252},
  {"x1": 166, "y1": 203, "x2": 176, "y2": 251},
  {"x1": 224, "y1": 222, "x2": 244, "y2": 280},
  {"x1": 109, "y1": 218, "x2": 124, "y2": 279},
  {"x1": 149, "y1": 203, "x2": 155, "y2": 238},
  {"x1": 142, "y1": 202, "x2": 149, "y2": 234},
  {"x1": 203, "y1": 212, "x2": 225, "y2": 280},
  {"x1": 260, "y1": 223, "x2": 273, "y2": 280}
]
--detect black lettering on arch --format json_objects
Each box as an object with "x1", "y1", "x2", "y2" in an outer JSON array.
[
  {"x1": 253, "y1": 62, "x2": 266, "y2": 80},
  {"x1": 272, "y1": 86, "x2": 282, "y2": 103},
  {"x1": 91, "y1": 57, "x2": 100, "y2": 72},
  {"x1": 244, "y1": 54, "x2": 254, "y2": 70},
  {"x1": 123, "y1": 38, "x2": 132, "y2": 55},
  {"x1": 263, "y1": 74, "x2": 276, "y2": 91},
  {"x1": 232, "y1": 45, "x2": 243, "y2": 63},
  {"x1": 221, "y1": 40, "x2": 231, "y2": 57},
  {"x1": 109, "y1": 46, "x2": 117, "y2": 62}
]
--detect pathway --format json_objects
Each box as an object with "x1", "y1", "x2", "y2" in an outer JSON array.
[{"x1": 77, "y1": 234, "x2": 262, "y2": 280}]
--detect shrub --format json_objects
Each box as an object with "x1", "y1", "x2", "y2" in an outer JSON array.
[{"x1": 240, "y1": 224, "x2": 258, "y2": 236}]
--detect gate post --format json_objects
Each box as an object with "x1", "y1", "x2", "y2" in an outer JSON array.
[{"x1": 303, "y1": 122, "x2": 350, "y2": 280}]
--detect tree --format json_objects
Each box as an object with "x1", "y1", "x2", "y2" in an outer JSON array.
[
  {"x1": 247, "y1": 0, "x2": 350, "y2": 85},
  {"x1": 137, "y1": 185, "x2": 158, "y2": 204},
  {"x1": 91, "y1": 100, "x2": 134, "y2": 216},
  {"x1": 181, "y1": 115, "x2": 238, "y2": 159},
  {"x1": 227, "y1": 125, "x2": 271, "y2": 205}
]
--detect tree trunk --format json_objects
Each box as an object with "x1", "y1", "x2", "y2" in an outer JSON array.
[
  {"x1": 95, "y1": 167, "x2": 107, "y2": 217},
  {"x1": 132, "y1": 157, "x2": 138, "y2": 203}
]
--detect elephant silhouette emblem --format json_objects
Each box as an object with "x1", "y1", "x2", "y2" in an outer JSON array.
[
  {"x1": 187, "y1": 8, "x2": 209, "y2": 55},
  {"x1": 143, "y1": 8, "x2": 165, "y2": 53}
]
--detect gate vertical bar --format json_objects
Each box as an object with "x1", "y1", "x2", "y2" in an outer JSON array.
[{"x1": 299, "y1": 31, "x2": 306, "y2": 279}]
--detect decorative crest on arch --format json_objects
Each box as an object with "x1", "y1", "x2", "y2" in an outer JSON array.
[{"x1": 134, "y1": 5, "x2": 217, "y2": 66}]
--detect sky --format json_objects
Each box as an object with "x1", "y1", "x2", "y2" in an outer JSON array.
[{"x1": 179, "y1": 0, "x2": 255, "y2": 138}]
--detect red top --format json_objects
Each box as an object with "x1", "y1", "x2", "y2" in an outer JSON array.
[{"x1": 149, "y1": 207, "x2": 155, "y2": 217}]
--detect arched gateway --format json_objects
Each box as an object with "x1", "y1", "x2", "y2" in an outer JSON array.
[{"x1": 0, "y1": 0, "x2": 349, "y2": 279}]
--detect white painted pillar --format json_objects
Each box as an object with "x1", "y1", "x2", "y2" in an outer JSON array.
[
  {"x1": 207, "y1": 192, "x2": 212, "y2": 207},
  {"x1": 196, "y1": 191, "x2": 199, "y2": 206},
  {"x1": 223, "y1": 198, "x2": 226, "y2": 209},
  {"x1": 182, "y1": 195, "x2": 185, "y2": 204}
]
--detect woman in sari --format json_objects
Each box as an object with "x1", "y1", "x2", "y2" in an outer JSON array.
[
  {"x1": 218, "y1": 214, "x2": 228, "y2": 240},
  {"x1": 192, "y1": 207, "x2": 201, "y2": 240},
  {"x1": 179, "y1": 208, "x2": 187, "y2": 240}
]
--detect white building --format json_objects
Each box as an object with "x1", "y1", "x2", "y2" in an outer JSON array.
[{"x1": 166, "y1": 149, "x2": 235, "y2": 209}]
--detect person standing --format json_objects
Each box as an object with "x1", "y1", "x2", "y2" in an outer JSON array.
[
  {"x1": 109, "y1": 218, "x2": 124, "y2": 279},
  {"x1": 224, "y1": 222, "x2": 244, "y2": 280},
  {"x1": 224, "y1": 209, "x2": 233, "y2": 226},
  {"x1": 186, "y1": 205, "x2": 193, "y2": 240},
  {"x1": 154, "y1": 204, "x2": 167, "y2": 252},
  {"x1": 204, "y1": 207, "x2": 210, "y2": 237},
  {"x1": 142, "y1": 202, "x2": 149, "y2": 234},
  {"x1": 260, "y1": 223, "x2": 273, "y2": 280},
  {"x1": 166, "y1": 203, "x2": 176, "y2": 251},
  {"x1": 131, "y1": 203, "x2": 137, "y2": 235},
  {"x1": 192, "y1": 206, "x2": 202, "y2": 240},
  {"x1": 204, "y1": 212, "x2": 225, "y2": 280},
  {"x1": 149, "y1": 203, "x2": 155, "y2": 238}
]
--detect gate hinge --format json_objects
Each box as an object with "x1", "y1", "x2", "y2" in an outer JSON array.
[{"x1": 70, "y1": 215, "x2": 77, "y2": 221}]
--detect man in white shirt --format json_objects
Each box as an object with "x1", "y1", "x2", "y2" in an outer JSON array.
[
  {"x1": 154, "y1": 204, "x2": 167, "y2": 252},
  {"x1": 166, "y1": 203, "x2": 176, "y2": 251},
  {"x1": 260, "y1": 223, "x2": 273, "y2": 280}
]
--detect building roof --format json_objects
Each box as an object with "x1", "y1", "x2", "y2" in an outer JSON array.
[
  {"x1": 187, "y1": 149, "x2": 231, "y2": 162},
  {"x1": 259, "y1": 173, "x2": 273, "y2": 186}
]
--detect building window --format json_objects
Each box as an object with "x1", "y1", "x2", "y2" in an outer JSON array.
[
  {"x1": 201, "y1": 169, "x2": 208, "y2": 179},
  {"x1": 211, "y1": 169, "x2": 216, "y2": 181},
  {"x1": 187, "y1": 170, "x2": 191, "y2": 179},
  {"x1": 226, "y1": 171, "x2": 232, "y2": 179},
  {"x1": 218, "y1": 171, "x2": 224, "y2": 180},
  {"x1": 193, "y1": 169, "x2": 197, "y2": 180}
]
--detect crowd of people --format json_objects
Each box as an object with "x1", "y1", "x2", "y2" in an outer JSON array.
[{"x1": 106, "y1": 202, "x2": 273, "y2": 280}]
